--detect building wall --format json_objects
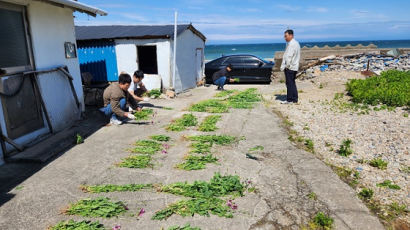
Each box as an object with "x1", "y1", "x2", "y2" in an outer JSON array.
[
  {"x1": 0, "y1": 0, "x2": 83, "y2": 163},
  {"x1": 115, "y1": 39, "x2": 171, "y2": 90},
  {"x1": 171, "y1": 29, "x2": 205, "y2": 93}
]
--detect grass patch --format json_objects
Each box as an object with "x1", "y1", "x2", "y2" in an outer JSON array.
[
  {"x1": 81, "y1": 184, "x2": 153, "y2": 193},
  {"x1": 168, "y1": 224, "x2": 201, "y2": 230},
  {"x1": 64, "y1": 197, "x2": 127, "y2": 218},
  {"x1": 329, "y1": 164, "x2": 359, "y2": 188},
  {"x1": 346, "y1": 70, "x2": 410, "y2": 107},
  {"x1": 358, "y1": 188, "x2": 374, "y2": 200},
  {"x1": 308, "y1": 192, "x2": 317, "y2": 200},
  {"x1": 148, "y1": 89, "x2": 161, "y2": 98},
  {"x1": 133, "y1": 108, "x2": 154, "y2": 121},
  {"x1": 176, "y1": 154, "x2": 218, "y2": 170},
  {"x1": 304, "y1": 139, "x2": 314, "y2": 153},
  {"x1": 117, "y1": 155, "x2": 152, "y2": 168},
  {"x1": 150, "y1": 135, "x2": 170, "y2": 142},
  {"x1": 214, "y1": 89, "x2": 237, "y2": 98},
  {"x1": 198, "y1": 115, "x2": 222, "y2": 132},
  {"x1": 369, "y1": 158, "x2": 388, "y2": 170},
  {"x1": 338, "y1": 139, "x2": 353, "y2": 157},
  {"x1": 166, "y1": 114, "x2": 198, "y2": 131},
  {"x1": 376, "y1": 180, "x2": 401, "y2": 190},
  {"x1": 153, "y1": 173, "x2": 244, "y2": 220},
  {"x1": 189, "y1": 99, "x2": 229, "y2": 113},
  {"x1": 49, "y1": 220, "x2": 104, "y2": 230}
]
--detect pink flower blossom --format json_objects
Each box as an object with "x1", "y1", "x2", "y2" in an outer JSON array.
[
  {"x1": 112, "y1": 225, "x2": 121, "y2": 230},
  {"x1": 138, "y1": 208, "x2": 145, "y2": 216},
  {"x1": 162, "y1": 150, "x2": 168, "y2": 154}
]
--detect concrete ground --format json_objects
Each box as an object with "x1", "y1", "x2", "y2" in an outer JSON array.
[{"x1": 0, "y1": 84, "x2": 384, "y2": 230}]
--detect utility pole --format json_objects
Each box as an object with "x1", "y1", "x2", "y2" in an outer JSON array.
[{"x1": 172, "y1": 11, "x2": 178, "y2": 90}]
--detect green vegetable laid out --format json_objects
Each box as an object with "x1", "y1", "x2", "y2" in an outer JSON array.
[
  {"x1": 214, "y1": 89, "x2": 238, "y2": 98},
  {"x1": 117, "y1": 155, "x2": 152, "y2": 168},
  {"x1": 131, "y1": 140, "x2": 162, "y2": 154},
  {"x1": 198, "y1": 115, "x2": 222, "y2": 132},
  {"x1": 64, "y1": 197, "x2": 127, "y2": 218},
  {"x1": 189, "y1": 99, "x2": 229, "y2": 113},
  {"x1": 133, "y1": 108, "x2": 154, "y2": 120},
  {"x1": 176, "y1": 154, "x2": 218, "y2": 170},
  {"x1": 166, "y1": 114, "x2": 198, "y2": 131},
  {"x1": 148, "y1": 89, "x2": 161, "y2": 98},
  {"x1": 81, "y1": 183, "x2": 153, "y2": 193},
  {"x1": 167, "y1": 224, "x2": 201, "y2": 230},
  {"x1": 150, "y1": 135, "x2": 171, "y2": 142},
  {"x1": 50, "y1": 220, "x2": 105, "y2": 230}
]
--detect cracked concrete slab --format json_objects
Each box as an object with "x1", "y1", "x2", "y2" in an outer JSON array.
[{"x1": 0, "y1": 85, "x2": 384, "y2": 230}]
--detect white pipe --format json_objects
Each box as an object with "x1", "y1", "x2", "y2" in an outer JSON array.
[{"x1": 172, "y1": 11, "x2": 177, "y2": 89}]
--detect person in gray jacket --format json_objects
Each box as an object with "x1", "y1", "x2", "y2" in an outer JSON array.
[{"x1": 280, "y1": 29, "x2": 301, "y2": 104}]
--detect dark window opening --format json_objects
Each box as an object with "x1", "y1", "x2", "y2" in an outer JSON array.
[{"x1": 137, "y1": 45, "x2": 158, "y2": 74}]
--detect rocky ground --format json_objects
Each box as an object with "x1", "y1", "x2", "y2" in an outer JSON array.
[{"x1": 265, "y1": 71, "x2": 409, "y2": 226}]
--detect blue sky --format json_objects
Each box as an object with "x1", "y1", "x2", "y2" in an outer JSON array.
[{"x1": 75, "y1": 0, "x2": 410, "y2": 44}]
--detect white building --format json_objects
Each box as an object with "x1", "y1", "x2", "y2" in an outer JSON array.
[
  {"x1": 0, "y1": 0, "x2": 106, "y2": 164},
  {"x1": 75, "y1": 24, "x2": 207, "y2": 93}
]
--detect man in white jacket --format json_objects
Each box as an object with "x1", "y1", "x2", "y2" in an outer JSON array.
[{"x1": 280, "y1": 29, "x2": 300, "y2": 104}]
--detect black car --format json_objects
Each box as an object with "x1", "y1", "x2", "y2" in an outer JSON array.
[{"x1": 205, "y1": 55, "x2": 274, "y2": 84}]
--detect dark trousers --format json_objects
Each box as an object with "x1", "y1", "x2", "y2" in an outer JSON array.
[{"x1": 284, "y1": 69, "x2": 298, "y2": 102}]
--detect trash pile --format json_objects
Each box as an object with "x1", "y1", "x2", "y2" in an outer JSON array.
[{"x1": 302, "y1": 53, "x2": 410, "y2": 79}]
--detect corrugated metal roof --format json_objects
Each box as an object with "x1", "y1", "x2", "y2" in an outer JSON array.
[
  {"x1": 75, "y1": 24, "x2": 206, "y2": 41},
  {"x1": 41, "y1": 0, "x2": 107, "y2": 16}
]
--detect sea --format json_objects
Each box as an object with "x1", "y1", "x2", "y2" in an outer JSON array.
[{"x1": 204, "y1": 40, "x2": 410, "y2": 61}]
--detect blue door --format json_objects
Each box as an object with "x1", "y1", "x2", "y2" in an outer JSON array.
[{"x1": 77, "y1": 41, "x2": 118, "y2": 82}]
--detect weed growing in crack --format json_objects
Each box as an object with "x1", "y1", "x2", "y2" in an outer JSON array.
[
  {"x1": 198, "y1": 115, "x2": 222, "y2": 132},
  {"x1": 338, "y1": 139, "x2": 353, "y2": 157},
  {"x1": 76, "y1": 134, "x2": 84, "y2": 144},
  {"x1": 187, "y1": 135, "x2": 237, "y2": 146},
  {"x1": 249, "y1": 145, "x2": 264, "y2": 152},
  {"x1": 369, "y1": 158, "x2": 388, "y2": 170},
  {"x1": 304, "y1": 139, "x2": 314, "y2": 153},
  {"x1": 176, "y1": 154, "x2": 218, "y2": 170},
  {"x1": 64, "y1": 197, "x2": 127, "y2": 218},
  {"x1": 50, "y1": 220, "x2": 105, "y2": 230},
  {"x1": 328, "y1": 164, "x2": 359, "y2": 188},
  {"x1": 80, "y1": 184, "x2": 153, "y2": 193},
  {"x1": 166, "y1": 114, "x2": 198, "y2": 131},
  {"x1": 312, "y1": 212, "x2": 333, "y2": 229},
  {"x1": 376, "y1": 180, "x2": 401, "y2": 190},
  {"x1": 134, "y1": 108, "x2": 154, "y2": 120},
  {"x1": 308, "y1": 192, "x2": 318, "y2": 200}
]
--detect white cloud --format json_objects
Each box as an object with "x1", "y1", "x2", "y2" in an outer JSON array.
[
  {"x1": 276, "y1": 4, "x2": 300, "y2": 12},
  {"x1": 307, "y1": 7, "x2": 328, "y2": 13}
]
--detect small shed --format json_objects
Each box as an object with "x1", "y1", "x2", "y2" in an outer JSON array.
[
  {"x1": 75, "y1": 24, "x2": 207, "y2": 93},
  {"x1": 0, "y1": 0, "x2": 106, "y2": 164}
]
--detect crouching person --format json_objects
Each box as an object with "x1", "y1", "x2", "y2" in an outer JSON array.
[
  {"x1": 129, "y1": 70, "x2": 150, "y2": 103},
  {"x1": 212, "y1": 64, "x2": 235, "y2": 91},
  {"x1": 101, "y1": 73, "x2": 138, "y2": 125}
]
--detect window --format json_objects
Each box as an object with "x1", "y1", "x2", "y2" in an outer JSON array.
[
  {"x1": 137, "y1": 46, "x2": 158, "y2": 74},
  {"x1": 0, "y1": 2, "x2": 32, "y2": 73},
  {"x1": 224, "y1": 56, "x2": 243, "y2": 65},
  {"x1": 210, "y1": 57, "x2": 227, "y2": 67},
  {"x1": 243, "y1": 56, "x2": 261, "y2": 65}
]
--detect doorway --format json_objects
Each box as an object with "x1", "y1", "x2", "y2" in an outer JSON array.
[{"x1": 137, "y1": 45, "x2": 158, "y2": 74}]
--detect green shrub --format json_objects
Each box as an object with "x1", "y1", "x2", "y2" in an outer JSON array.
[
  {"x1": 50, "y1": 220, "x2": 104, "y2": 230},
  {"x1": 64, "y1": 197, "x2": 127, "y2": 218},
  {"x1": 346, "y1": 70, "x2": 410, "y2": 107},
  {"x1": 358, "y1": 188, "x2": 374, "y2": 200},
  {"x1": 369, "y1": 158, "x2": 388, "y2": 170},
  {"x1": 338, "y1": 139, "x2": 353, "y2": 157}
]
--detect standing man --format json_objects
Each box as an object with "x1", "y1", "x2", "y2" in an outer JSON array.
[
  {"x1": 101, "y1": 73, "x2": 138, "y2": 125},
  {"x1": 280, "y1": 29, "x2": 301, "y2": 104},
  {"x1": 212, "y1": 64, "x2": 235, "y2": 91}
]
